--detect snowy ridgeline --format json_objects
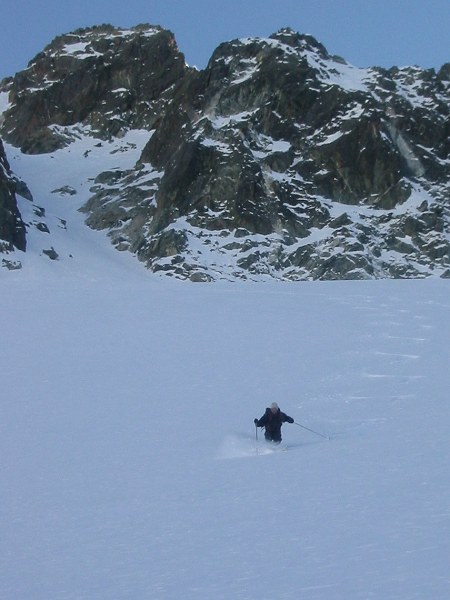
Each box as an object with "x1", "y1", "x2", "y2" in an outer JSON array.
[
  {"x1": 1, "y1": 273, "x2": 449, "y2": 599},
  {"x1": 2, "y1": 26, "x2": 449, "y2": 281}
]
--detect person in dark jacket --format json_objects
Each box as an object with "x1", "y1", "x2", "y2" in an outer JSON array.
[{"x1": 254, "y1": 402, "x2": 294, "y2": 443}]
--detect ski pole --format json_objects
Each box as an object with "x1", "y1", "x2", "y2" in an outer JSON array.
[
  {"x1": 294, "y1": 421, "x2": 329, "y2": 440},
  {"x1": 255, "y1": 424, "x2": 258, "y2": 441}
]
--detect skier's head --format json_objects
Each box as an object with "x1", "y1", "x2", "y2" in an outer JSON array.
[{"x1": 270, "y1": 402, "x2": 279, "y2": 414}]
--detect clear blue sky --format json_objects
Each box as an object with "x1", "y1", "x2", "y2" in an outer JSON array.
[{"x1": 1, "y1": 0, "x2": 449, "y2": 80}]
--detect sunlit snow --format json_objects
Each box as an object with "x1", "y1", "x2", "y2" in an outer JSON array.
[{"x1": 1, "y1": 269, "x2": 449, "y2": 600}]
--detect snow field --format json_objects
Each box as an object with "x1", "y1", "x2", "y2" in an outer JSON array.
[{"x1": 1, "y1": 275, "x2": 449, "y2": 599}]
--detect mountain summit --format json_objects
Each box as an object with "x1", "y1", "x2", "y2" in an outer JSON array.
[{"x1": 1, "y1": 24, "x2": 449, "y2": 279}]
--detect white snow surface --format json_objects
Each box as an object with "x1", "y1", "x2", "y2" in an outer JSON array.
[
  {"x1": 1, "y1": 100, "x2": 450, "y2": 599},
  {"x1": 1, "y1": 245, "x2": 449, "y2": 599},
  {"x1": 2, "y1": 128, "x2": 151, "y2": 280}
]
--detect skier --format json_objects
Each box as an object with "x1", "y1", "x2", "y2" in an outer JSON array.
[{"x1": 254, "y1": 402, "x2": 294, "y2": 443}]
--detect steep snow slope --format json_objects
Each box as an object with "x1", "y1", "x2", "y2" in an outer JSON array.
[
  {"x1": 1, "y1": 269, "x2": 449, "y2": 599},
  {"x1": 1, "y1": 129, "x2": 151, "y2": 278}
]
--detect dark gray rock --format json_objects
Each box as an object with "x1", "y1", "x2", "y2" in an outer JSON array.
[
  {"x1": 0, "y1": 139, "x2": 26, "y2": 251},
  {"x1": 1, "y1": 24, "x2": 191, "y2": 153},
  {"x1": 1, "y1": 258, "x2": 22, "y2": 270},
  {"x1": 42, "y1": 247, "x2": 59, "y2": 260},
  {"x1": 100, "y1": 28, "x2": 448, "y2": 279}
]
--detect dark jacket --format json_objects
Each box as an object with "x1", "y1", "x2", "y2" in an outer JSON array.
[{"x1": 256, "y1": 408, "x2": 294, "y2": 442}]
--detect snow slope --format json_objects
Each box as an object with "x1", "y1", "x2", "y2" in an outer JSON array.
[
  {"x1": 1, "y1": 260, "x2": 449, "y2": 599},
  {"x1": 1, "y1": 127, "x2": 151, "y2": 279}
]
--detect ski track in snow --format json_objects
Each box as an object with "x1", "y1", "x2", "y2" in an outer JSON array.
[{"x1": 1, "y1": 267, "x2": 449, "y2": 600}]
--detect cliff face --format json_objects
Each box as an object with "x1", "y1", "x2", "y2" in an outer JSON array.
[
  {"x1": 1, "y1": 25, "x2": 449, "y2": 279},
  {"x1": 1, "y1": 24, "x2": 189, "y2": 154},
  {"x1": 0, "y1": 138, "x2": 26, "y2": 258}
]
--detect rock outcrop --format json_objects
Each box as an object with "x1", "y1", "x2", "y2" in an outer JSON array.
[
  {"x1": 0, "y1": 138, "x2": 26, "y2": 257},
  {"x1": 1, "y1": 25, "x2": 449, "y2": 279},
  {"x1": 1, "y1": 24, "x2": 190, "y2": 154}
]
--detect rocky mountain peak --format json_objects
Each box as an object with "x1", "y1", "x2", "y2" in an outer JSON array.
[
  {"x1": 0, "y1": 25, "x2": 449, "y2": 279},
  {"x1": 2, "y1": 24, "x2": 189, "y2": 153},
  {"x1": 438, "y1": 63, "x2": 450, "y2": 80},
  {"x1": 269, "y1": 27, "x2": 331, "y2": 59}
]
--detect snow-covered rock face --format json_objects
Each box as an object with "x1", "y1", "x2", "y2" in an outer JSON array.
[
  {"x1": 1, "y1": 24, "x2": 188, "y2": 154},
  {"x1": 0, "y1": 25, "x2": 449, "y2": 280}
]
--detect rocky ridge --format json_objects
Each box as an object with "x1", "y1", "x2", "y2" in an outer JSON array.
[{"x1": 1, "y1": 24, "x2": 449, "y2": 279}]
